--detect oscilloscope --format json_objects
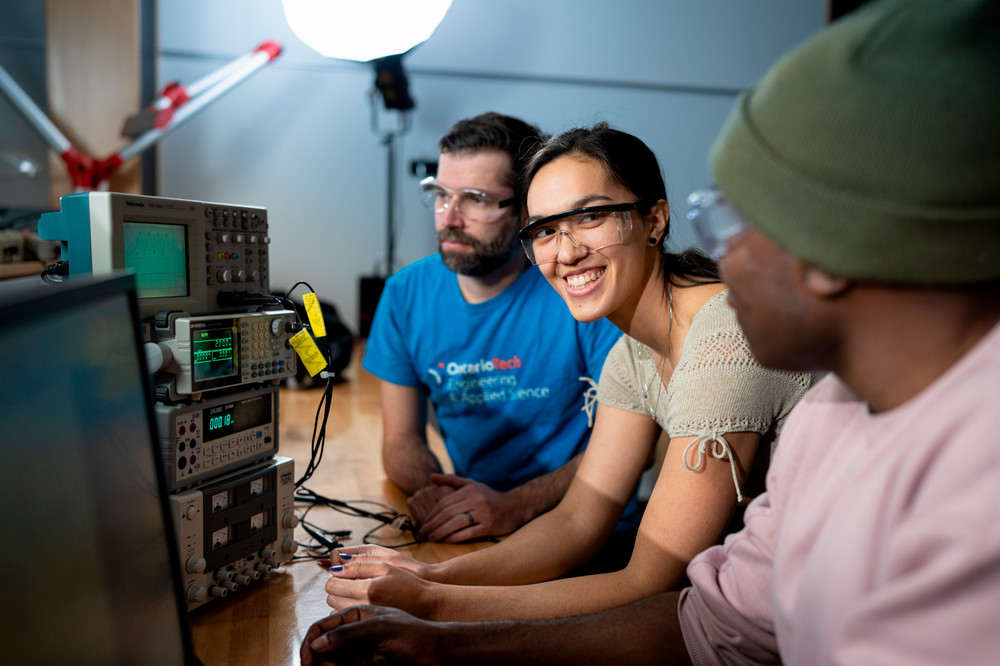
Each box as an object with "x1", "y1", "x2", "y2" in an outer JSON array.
[
  {"x1": 39, "y1": 192, "x2": 271, "y2": 318},
  {"x1": 35, "y1": 192, "x2": 309, "y2": 615}
]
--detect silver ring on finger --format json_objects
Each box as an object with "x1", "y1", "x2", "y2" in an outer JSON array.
[{"x1": 464, "y1": 510, "x2": 475, "y2": 526}]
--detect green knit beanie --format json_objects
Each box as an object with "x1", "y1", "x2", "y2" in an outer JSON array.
[{"x1": 710, "y1": 0, "x2": 1000, "y2": 285}]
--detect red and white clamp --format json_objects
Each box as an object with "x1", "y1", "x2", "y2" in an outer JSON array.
[{"x1": 0, "y1": 40, "x2": 282, "y2": 191}]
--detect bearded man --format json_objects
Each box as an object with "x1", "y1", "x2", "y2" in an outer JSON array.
[{"x1": 362, "y1": 112, "x2": 629, "y2": 548}]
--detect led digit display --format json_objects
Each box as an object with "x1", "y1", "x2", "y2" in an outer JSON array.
[
  {"x1": 208, "y1": 413, "x2": 234, "y2": 431},
  {"x1": 203, "y1": 393, "x2": 272, "y2": 440}
]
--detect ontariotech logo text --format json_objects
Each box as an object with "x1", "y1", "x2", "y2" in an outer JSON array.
[{"x1": 427, "y1": 355, "x2": 522, "y2": 384}]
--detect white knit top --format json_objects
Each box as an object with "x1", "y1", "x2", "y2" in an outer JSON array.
[{"x1": 597, "y1": 291, "x2": 820, "y2": 500}]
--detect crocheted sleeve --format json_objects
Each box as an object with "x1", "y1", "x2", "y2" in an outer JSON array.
[
  {"x1": 665, "y1": 292, "x2": 816, "y2": 443},
  {"x1": 596, "y1": 334, "x2": 649, "y2": 416},
  {"x1": 597, "y1": 292, "x2": 817, "y2": 443}
]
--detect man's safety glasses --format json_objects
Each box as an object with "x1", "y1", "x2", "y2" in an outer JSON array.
[
  {"x1": 686, "y1": 187, "x2": 752, "y2": 260},
  {"x1": 418, "y1": 177, "x2": 515, "y2": 222}
]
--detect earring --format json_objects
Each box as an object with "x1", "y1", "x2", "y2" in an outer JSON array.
[{"x1": 648, "y1": 237, "x2": 658, "y2": 246}]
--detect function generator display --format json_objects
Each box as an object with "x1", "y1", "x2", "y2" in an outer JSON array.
[
  {"x1": 149, "y1": 310, "x2": 296, "y2": 399},
  {"x1": 191, "y1": 320, "x2": 239, "y2": 383}
]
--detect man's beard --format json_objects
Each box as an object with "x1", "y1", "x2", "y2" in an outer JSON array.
[{"x1": 438, "y1": 225, "x2": 520, "y2": 276}]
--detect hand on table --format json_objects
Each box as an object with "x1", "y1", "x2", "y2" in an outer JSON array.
[
  {"x1": 413, "y1": 473, "x2": 524, "y2": 543},
  {"x1": 301, "y1": 605, "x2": 440, "y2": 666},
  {"x1": 326, "y1": 553, "x2": 433, "y2": 617},
  {"x1": 406, "y1": 482, "x2": 456, "y2": 527},
  {"x1": 330, "y1": 544, "x2": 428, "y2": 576}
]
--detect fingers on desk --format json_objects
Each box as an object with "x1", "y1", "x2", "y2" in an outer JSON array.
[
  {"x1": 332, "y1": 545, "x2": 423, "y2": 574},
  {"x1": 328, "y1": 561, "x2": 390, "y2": 580},
  {"x1": 333, "y1": 544, "x2": 393, "y2": 559}
]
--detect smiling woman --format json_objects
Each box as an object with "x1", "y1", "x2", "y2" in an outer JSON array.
[
  {"x1": 518, "y1": 202, "x2": 643, "y2": 267},
  {"x1": 321, "y1": 123, "x2": 820, "y2": 624}
]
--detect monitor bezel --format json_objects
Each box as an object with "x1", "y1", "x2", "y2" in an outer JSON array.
[{"x1": 0, "y1": 272, "x2": 200, "y2": 665}]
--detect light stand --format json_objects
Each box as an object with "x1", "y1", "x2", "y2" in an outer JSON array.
[
  {"x1": 279, "y1": 0, "x2": 453, "y2": 334},
  {"x1": 369, "y1": 54, "x2": 414, "y2": 277}
]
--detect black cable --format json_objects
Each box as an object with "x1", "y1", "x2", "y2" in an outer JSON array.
[
  {"x1": 297, "y1": 487, "x2": 401, "y2": 522},
  {"x1": 294, "y1": 375, "x2": 333, "y2": 488},
  {"x1": 295, "y1": 486, "x2": 424, "y2": 548},
  {"x1": 361, "y1": 521, "x2": 423, "y2": 549},
  {"x1": 299, "y1": 517, "x2": 344, "y2": 551},
  {"x1": 289, "y1": 501, "x2": 354, "y2": 564},
  {"x1": 40, "y1": 260, "x2": 68, "y2": 283},
  {"x1": 282, "y1": 281, "x2": 318, "y2": 311},
  {"x1": 281, "y1": 282, "x2": 406, "y2": 547},
  {"x1": 282, "y1": 281, "x2": 336, "y2": 489},
  {"x1": 215, "y1": 291, "x2": 284, "y2": 308}
]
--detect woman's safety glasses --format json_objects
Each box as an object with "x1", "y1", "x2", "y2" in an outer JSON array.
[{"x1": 517, "y1": 202, "x2": 642, "y2": 265}]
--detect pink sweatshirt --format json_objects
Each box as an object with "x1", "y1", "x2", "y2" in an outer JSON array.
[{"x1": 678, "y1": 322, "x2": 1000, "y2": 666}]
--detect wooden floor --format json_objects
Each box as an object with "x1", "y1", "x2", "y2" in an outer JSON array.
[{"x1": 188, "y1": 340, "x2": 486, "y2": 665}]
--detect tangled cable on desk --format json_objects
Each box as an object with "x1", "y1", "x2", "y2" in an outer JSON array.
[
  {"x1": 294, "y1": 486, "x2": 425, "y2": 562},
  {"x1": 278, "y1": 282, "x2": 425, "y2": 560}
]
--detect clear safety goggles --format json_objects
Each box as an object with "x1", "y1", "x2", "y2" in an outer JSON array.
[
  {"x1": 418, "y1": 177, "x2": 515, "y2": 222},
  {"x1": 517, "y1": 202, "x2": 641, "y2": 265},
  {"x1": 686, "y1": 187, "x2": 752, "y2": 260}
]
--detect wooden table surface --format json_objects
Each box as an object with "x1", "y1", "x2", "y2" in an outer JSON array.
[
  {"x1": 0, "y1": 260, "x2": 46, "y2": 280},
  {"x1": 188, "y1": 343, "x2": 489, "y2": 665}
]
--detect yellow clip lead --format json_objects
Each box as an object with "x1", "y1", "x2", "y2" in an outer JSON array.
[
  {"x1": 289, "y1": 328, "x2": 328, "y2": 377},
  {"x1": 302, "y1": 292, "x2": 327, "y2": 339}
]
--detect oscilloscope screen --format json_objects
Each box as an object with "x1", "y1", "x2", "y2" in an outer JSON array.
[{"x1": 123, "y1": 220, "x2": 189, "y2": 299}]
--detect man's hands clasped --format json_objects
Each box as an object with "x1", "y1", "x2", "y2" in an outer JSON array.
[{"x1": 406, "y1": 473, "x2": 525, "y2": 542}]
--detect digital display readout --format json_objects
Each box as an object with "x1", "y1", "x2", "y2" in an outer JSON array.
[
  {"x1": 192, "y1": 320, "x2": 237, "y2": 381},
  {"x1": 203, "y1": 393, "x2": 273, "y2": 440}
]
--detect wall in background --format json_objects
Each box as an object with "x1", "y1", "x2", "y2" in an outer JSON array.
[
  {"x1": 1, "y1": 1, "x2": 824, "y2": 332},
  {"x1": 0, "y1": 2, "x2": 48, "y2": 210}
]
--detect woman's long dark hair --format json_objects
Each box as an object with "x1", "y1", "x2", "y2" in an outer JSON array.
[{"x1": 523, "y1": 122, "x2": 719, "y2": 288}]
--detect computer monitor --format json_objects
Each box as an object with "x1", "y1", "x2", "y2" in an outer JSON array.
[{"x1": 0, "y1": 272, "x2": 199, "y2": 665}]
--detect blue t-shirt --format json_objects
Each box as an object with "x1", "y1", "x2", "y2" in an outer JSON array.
[{"x1": 364, "y1": 255, "x2": 622, "y2": 494}]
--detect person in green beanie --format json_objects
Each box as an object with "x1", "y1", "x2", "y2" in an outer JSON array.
[{"x1": 301, "y1": 1, "x2": 1000, "y2": 663}]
